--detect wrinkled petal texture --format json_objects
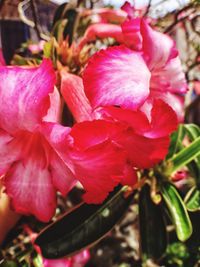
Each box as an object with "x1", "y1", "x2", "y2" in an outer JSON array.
[
  {"x1": 0, "y1": 59, "x2": 56, "y2": 133},
  {"x1": 83, "y1": 45, "x2": 150, "y2": 110},
  {"x1": 42, "y1": 121, "x2": 135, "y2": 204}
]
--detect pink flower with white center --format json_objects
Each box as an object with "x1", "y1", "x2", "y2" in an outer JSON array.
[
  {"x1": 0, "y1": 60, "x2": 76, "y2": 222},
  {"x1": 77, "y1": 6, "x2": 187, "y2": 121}
]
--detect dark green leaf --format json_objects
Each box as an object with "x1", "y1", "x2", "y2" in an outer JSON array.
[
  {"x1": 35, "y1": 186, "x2": 134, "y2": 259},
  {"x1": 161, "y1": 183, "x2": 192, "y2": 242},
  {"x1": 184, "y1": 186, "x2": 200, "y2": 212},
  {"x1": 139, "y1": 184, "x2": 167, "y2": 260}
]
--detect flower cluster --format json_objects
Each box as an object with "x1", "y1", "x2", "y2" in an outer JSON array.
[{"x1": 0, "y1": 3, "x2": 186, "y2": 222}]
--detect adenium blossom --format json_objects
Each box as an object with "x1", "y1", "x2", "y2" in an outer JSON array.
[
  {"x1": 0, "y1": 60, "x2": 76, "y2": 222},
  {"x1": 78, "y1": 6, "x2": 187, "y2": 121},
  {"x1": 0, "y1": 59, "x2": 136, "y2": 214},
  {"x1": 59, "y1": 70, "x2": 177, "y2": 202}
]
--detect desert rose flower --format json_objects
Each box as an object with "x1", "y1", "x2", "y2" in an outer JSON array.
[
  {"x1": 77, "y1": 5, "x2": 187, "y2": 121},
  {"x1": 58, "y1": 71, "x2": 177, "y2": 203},
  {"x1": 0, "y1": 60, "x2": 76, "y2": 222}
]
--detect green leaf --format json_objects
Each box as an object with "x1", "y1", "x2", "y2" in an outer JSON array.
[
  {"x1": 35, "y1": 186, "x2": 134, "y2": 259},
  {"x1": 161, "y1": 183, "x2": 192, "y2": 242},
  {"x1": 166, "y1": 136, "x2": 200, "y2": 176},
  {"x1": 166, "y1": 124, "x2": 185, "y2": 159},
  {"x1": 184, "y1": 186, "x2": 200, "y2": 212},
  {"x1": 139, "y1": 184, "x2": 167, "y2": 260},
  {"x1": 184, "y1": 124, "x2": 200, "y2": 141}
]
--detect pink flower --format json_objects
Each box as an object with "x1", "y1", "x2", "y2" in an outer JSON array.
[
  {"x1": 78, "y1": 11, "x2": 187, "y2": 121},
  {"x1": 0, "y1": 60, "x2": 76, "y2": 222},
  {"x1": 60, "y1": 71, "x2": 177, "y2": 203}
]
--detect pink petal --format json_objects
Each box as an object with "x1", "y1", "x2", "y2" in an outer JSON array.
[
  {"x1": 121, "y1": 2, "x2": 135, "y2": 20},
  {"x1": 77, "y1": 23, "x2": 123, "y2": 52},
  {"x1": 94, "y1": 8, "x2": 127, "y2": 23},
  {"x1": 4, "y1": 159, "x2": 56, "y2": 222},
  {"x1": 141, "y1": 19, "x2": 176, "y2": 69},
  {"x1": 121, "y1": 19, "x2": 143, "y2": 50},
  {"x1": 71, "y1": 249, "x2": 90, "y2": 266},
  {"x1": 43, "y1": 258, "x2": 71, "y2": 267},
  {"x1": 43, "y1": 87, "x2": 62, "y2": 123},
  {"x1": 150, "y1": 56, "x2": 187, "y2": 94},
  {"x1": 0, "y1": 59, "x2": 55, "y2": 133},
  {"x1": 83, "y1": 45, "x2": 150, "y2": 110},
  {"x1": 50, "y1": 152, "x2": 77, "y2": 196},
  {"x1": 0, "y1": 129, "x2": 21, "y2": 176},
  {"x1": 60, "y1": 71, "x2": 94, "y2": 122}
]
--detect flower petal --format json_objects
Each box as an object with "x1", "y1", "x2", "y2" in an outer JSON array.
[
  {"x1": 71, "y1": 141, "x2": 126, "y2": 203},
  {"x1": 43, "y1": 87, "x2": 62, "y2": 123},
  {"x1": 121, "y1": 19, "x2": 143, "y2": 50},
  {"x1": 60, "y1": 71, "x2": 94, "y2": 122},
  {"x1": 50, "y1": 152, "x2": 77, "y2": 196},
  {"x1": 0, "y1": 129, "x2": 21, "y2": 176},
  {"x1": 0, "y1": 59, "x2": 55, "y2": 133},
  {"x1": 141, "y1": 99, "x2": 178, "y2": 138},
  {"x1": 77, "y1": 23, "x2": 123, "y2": 52},
  {"x1": 83, "y1": 45, "x2": 150, "y2": 110},
  {"x1": 141, "y1": 19, "x2": 176, "y2": 69},
  {"x1": 116, "y1": 129, "x2": 170, "y2": 168},
  {"x1": 4, "y1": 159, "x2": 56, "y2": 222},
  {"x1": 42, "y1": 121, "x2": 132, "y2": 204},
  {"x1": 150, "y1": 56, "x2": 187, "y2": 94}
]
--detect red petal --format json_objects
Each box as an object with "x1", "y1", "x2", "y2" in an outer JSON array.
[
  {"x1": 116, "y1": 129, "x2": 170, "y2": 168},
  {"x1": 71, "y1": 141, "x2": 126, "y2": 203},
  {"x1": 0, "y1": 59, "x2": 55, "y2": 133},
  {"x1": 83, "y1": 45, "x2": 150, "y2": 110}
]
